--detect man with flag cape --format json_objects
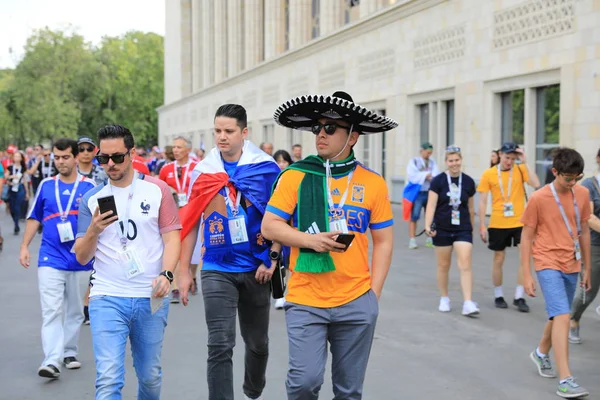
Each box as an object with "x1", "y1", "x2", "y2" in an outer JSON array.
[{"x1": 177, "y1": 104, "x2": 281, "y2": 400}]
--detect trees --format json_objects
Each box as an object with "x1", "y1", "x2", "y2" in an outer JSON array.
[{"x1": 0, "y1": 28, "x2": 164, "y2": 148}]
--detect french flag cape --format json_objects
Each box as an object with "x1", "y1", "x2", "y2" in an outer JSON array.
[
  {"x1": 402, "y1": 181, "x2": 422, "y2": 221},
  {"x1": 180, "y1": 140, "x2": 280, "y2": 262}
]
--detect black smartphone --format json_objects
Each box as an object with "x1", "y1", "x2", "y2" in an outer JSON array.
[
  {"x1": 97, "y1": 195, "x2": 118, "y2": 220},
  {"x1": 335, "y1": 233, "x2": 355, "y2": 251}
]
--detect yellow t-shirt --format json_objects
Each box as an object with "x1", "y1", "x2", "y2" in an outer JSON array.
[
  {"x1": 477, "y1": 164, "x2": 529, "y2": 229},
  {"x1": 266, "y1": 164, "x2": 394, "y2": 308}
]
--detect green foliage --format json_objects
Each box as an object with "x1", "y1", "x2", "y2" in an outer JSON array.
[{"x1": 0, "y1": 27, "x2": 163, "y2": 149}]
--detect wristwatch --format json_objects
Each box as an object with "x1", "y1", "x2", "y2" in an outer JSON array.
[
  {"x1": 269, "y1": 250, "x2": 280, "y2": 261},
  {"x1": 159, "y1": 270, "x2": 174, "y2": 284}
]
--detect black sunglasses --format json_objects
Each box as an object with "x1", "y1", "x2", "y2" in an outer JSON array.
[
  {"x1": 79, "y1": 146, "x2": 95, "y2": 153},
  {"x1": 560, "y1": 173, "x2": 584, "y2": 183},
  {"x1": 95, "y1": 152, "x2": 130, "y2": 165},
  {"x1": 311, "y1": 122, "x2": 350, "y2": 135}
]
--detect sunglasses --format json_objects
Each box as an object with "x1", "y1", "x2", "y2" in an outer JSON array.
[
  {"x1": 445, "y1": 146, "x2": 461, "y2": 152},
  {"x1": 560, "y1": 173, "x2": 584, "y2": 183},
  {"x1": 311, "y1": 122, "x2": 350, "y2": 135},
  {"x1": 95, "y1": 152, "x2": 130, "y2": 165},
  {"x1": 79, "y1": 146, "x2": 95, "y2": 153}
]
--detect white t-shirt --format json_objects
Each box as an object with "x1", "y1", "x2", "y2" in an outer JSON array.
[{"x1": 77, "y1": 174, "x2": 181, "y2": 298}]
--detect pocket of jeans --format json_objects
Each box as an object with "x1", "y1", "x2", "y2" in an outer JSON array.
[{"x1": 368, "y1": 290, "x2": 379, "y2": 317}]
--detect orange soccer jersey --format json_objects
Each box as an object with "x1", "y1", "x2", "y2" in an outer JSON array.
[{"x1": 266, "y1": 164, "x2": 393, "y2": 308}]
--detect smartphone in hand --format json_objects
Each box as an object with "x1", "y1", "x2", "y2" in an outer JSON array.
[
  {"x1": 335, "y1": 233, "x2": 355, "y2": 251},
  {"x1": 98, "y1": 195, "x2": 118, "y2": 220}
]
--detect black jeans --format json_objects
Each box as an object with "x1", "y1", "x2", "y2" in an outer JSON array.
[{"x1": 201, "y1": 270, "x2": 271, "y2": 400}]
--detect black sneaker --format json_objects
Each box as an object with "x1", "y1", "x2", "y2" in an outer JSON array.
[
  {"x1": 38, "y1": 364, "x2": 60, "y2": 379},
  {"x1": 513, "y1": 298, "x2": 530, "y2": 313},
  {"x1": 63, "y1": 357, "x2": 81, "y2": 369},
  {"x1": 495, "y1": 297, "x2": 508, "y2": 308}
]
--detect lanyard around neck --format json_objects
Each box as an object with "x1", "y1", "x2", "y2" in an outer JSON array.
[
  {"x1": 549, "y1": 183, "x2": 581, "y2": 238},
  {"x1": 42, "y1": 159, "x2": 53, "y2": 178},
  {"x1": 174, "y1": 161, "x2": 191, "y2": 194},
  {"x1": 497, "y1": 164, "x2": 513, "y2": 202},
  {"x1": 326, "y1": 160, "x2": 354, "y2": 214},
  {"x1": 55, "y1": 175, "x2": 81, "y2": 222}
]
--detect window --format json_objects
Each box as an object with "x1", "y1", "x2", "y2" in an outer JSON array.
[
  {"x1": 262, "y1": 123, "x2": 275, "y2": 144},
  {"x1": 500, "y1": 89, "x2": 525, "y2": 146},
  {"x1": 446, "y1": 100, "x2": 455, "y2": 146},
  {"x1": 535, "y1": 84, "x2": 560, "y2": 183},
  {"x1": 284, "y1": 0, "x2": 290, "y2": 51},
  {"x1": 419, "y1": 104, "x2": 429, "y2": 145},
  {"x1": 344, "y1": 0, "x2": 360, "y2": 24},
  {"x1": 311, "y1": 0, "x2": 320, "y2": 39},
  {"x1": 362, "y1": 135, "x2": 371, "y2": 168}
]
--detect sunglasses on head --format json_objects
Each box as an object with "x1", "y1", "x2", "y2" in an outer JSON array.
[
  {"x1": 311, "y1": 122, "x2": 350, "y2": 135},
  {"x1": 79, "y1": 146, "x2": 95, "y2": 153},
  {"x1": 95, "y1": 151, "x2": 130, "y2": 165},
  {"x1": 560, "y1": 173, "x2": 584, "y2": 183},
  {"x1": 445, "y1": 146, "x2": 461, "y2": 152}
]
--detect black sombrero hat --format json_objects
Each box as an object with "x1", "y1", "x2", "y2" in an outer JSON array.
[{"x1": 273, "y1": 91, "x2": 398, "y2": 134}]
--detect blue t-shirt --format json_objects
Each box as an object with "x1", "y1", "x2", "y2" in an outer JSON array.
[
  {"x1": 28, "y1": 176, "x2": 96, "y2": 271},
  {"x1": 429, "y1": 172, "x2": 476, "y2": 232},
  {"x1": 202, "y1": 160, "x2": 263, "y2": 273}
]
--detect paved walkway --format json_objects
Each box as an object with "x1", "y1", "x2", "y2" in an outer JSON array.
[{"x1": 0, "y1": 204, "x2": 598, "y2": 399}]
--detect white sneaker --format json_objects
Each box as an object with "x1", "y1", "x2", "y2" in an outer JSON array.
[
  {"x1": 438, "y1": 297, "x2": 451, "y2": 312},
  {"x1": 274, "y1": 298, "x2": 285, "y2": 310},
  {"x1": 244, "y1": 395, "x2": 263, "y2": 400},
  {"x1": 409, "y1": 238, "x2": 418, "y2": 249},
  {"x1": 462, "y1": 300, "x2": 480, "y2": 317}
]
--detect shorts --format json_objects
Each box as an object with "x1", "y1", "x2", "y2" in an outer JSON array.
[
  {"x1": 432, "y1": 229, "x2": 473, "y2": 247},
  {"x1": 487, "y1": 227, "x2": 522, "y2": 251},
  {"x1": 536, "y1": 269, "x2": 579, "y2": 319},
  {"x1": 410, "y1": 191, "x2": 429, "y2": 222}
]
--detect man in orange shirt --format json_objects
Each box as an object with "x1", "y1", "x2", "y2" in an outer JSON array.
[
  {"x1": 159, "y1": 136, "x2": 200, "y2": 301},
  {"x1": 477, "y1": 142, "x2": 540, "y2": 311},
  {"x1": 521, "y1": 148, "x2": 591, "y2": 398},
  {"x1": 262, "y1": 91, "x2": 396, "y2": 399}
]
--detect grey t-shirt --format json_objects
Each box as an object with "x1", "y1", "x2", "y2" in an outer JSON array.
[{"x1": 581, "y1": 176, "x2": 600, "y2": 246}]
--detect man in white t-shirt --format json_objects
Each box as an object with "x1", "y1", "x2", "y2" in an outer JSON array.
[{"x1": 74, "y1": 124, "x2": 181, "y2": 400}]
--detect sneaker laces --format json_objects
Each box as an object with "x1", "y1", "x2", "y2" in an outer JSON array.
[
  {"x1": 563, "y1": 377, "x2": 580, "y2": 388},
  {"x1": 541, "y1": 357, "x2": 552, "y2": 370}
]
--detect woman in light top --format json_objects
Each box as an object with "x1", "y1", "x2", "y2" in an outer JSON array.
[{"x1": 425, "y1": 146, "x2": 479, "y2": 316}]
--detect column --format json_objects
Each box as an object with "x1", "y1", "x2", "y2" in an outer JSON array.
[
  {"x1": 180, "y1": 0, "x2": 193, "y2": 97},
  {"x1": 264, "y1": 0, "x2": 284, "y2": 59},
  {"x1": 359, "y1": 0, "x2": 378, "y2": 19},
  {"x1": 191, "y1": 0, "x2": 203, "y2": 91},
  {"x1": 227, "y1": 0, "x2": 242, "y2": 77},
  {"x1": 201, "y1": 0, "x2": 214, "y2": 86},
  {"x1": 319, "y1": 0, "x2": 343, "y2": 36},
  {"x1": 214, "y1": 0, "x2": 227, "y2": 82},
  {"x1": 244, "y1": 0, "x2": 264, "y2": 68},
  {"x1": 289, "y1": 0, "x2": 311, "y2": 49}
]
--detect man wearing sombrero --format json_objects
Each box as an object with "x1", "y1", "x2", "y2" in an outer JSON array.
[{"x1": 262, "y1": 91, "x2": 396, "y2": 399}]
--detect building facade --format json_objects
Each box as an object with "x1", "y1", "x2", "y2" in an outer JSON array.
[{"x1": 159, "y1": 0, "x2": 600, "y2": 202}]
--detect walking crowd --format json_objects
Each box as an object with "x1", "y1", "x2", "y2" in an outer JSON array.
[{"x1": 1, "y1": 90, "x2": 599, "y2": 399}]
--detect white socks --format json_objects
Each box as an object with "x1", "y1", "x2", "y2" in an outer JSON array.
[
  {"x1": 494, "y1": 286, "x2": 504, "y2": 298},
  {"x1": 515, "y1": 285, "x2": 524, "y2": 300},
  {"x1": 536, "y1": 347, "x2": 547, "y2": 359}
]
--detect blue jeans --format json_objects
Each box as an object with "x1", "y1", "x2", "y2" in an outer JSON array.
[
  {"x1": 410, "y1": 191, "x2": 428, "y2": 222},
  {"x1": 89, "y1": 296, "x2": 169, "y2": 400},
  {"x1": 536, "y1": 269, "x2": 578, "y2": 319}
]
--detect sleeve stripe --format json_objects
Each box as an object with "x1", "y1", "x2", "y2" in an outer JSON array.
[
  {"x1": 266, "y1": 204, "x2": 291, "y2": 220},
  {"x1": 370, "y1": 219, "x2": 394, "y2": 230}
]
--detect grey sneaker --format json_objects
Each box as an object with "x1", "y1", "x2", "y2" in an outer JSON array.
[
  {"x1": 568, "y1": 326, "x2": 582, "y2": 344},
  {"x1": 529, "y1": 350, "x2": 556, "y2": 378},
  {"x1": 425, "y1": 237, "x2": 434, "y2": 248},
  {"x1": 409, "y1": 238, "x2": 418, "y2": 249},
  {"x1": 557, "y1": 376, "x2": 589, "y2": 398}
]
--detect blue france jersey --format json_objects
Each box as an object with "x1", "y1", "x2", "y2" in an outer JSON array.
[{"x1": 28, "y1": 176, "x2": 96, "y2": 271}]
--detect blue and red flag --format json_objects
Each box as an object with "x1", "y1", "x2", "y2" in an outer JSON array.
[{"x1": 402, "y1": 181, "x2": 422, "y2": 221}]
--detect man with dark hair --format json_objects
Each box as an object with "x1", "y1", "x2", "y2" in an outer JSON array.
[
  {"x1": 521, "y1": 147, "x2": 591, "y2": 398},
  {"x1": 178, "y1": 104, "x2": 281, "y2": 400},
  {"x1": 77, "y1": 137, "x2": 107, "y2": 186},
  {"x1": 74, "y1": 124, "x2": 181, "y2": 399},
  {"x1": 19, "y1": 138, "x2": 96, "y2": 379},
  {"x1": 28, "y1": 146, "x2": 58, "y2": 194},
  {"x1": 262, "y1": 91, "x2": 396, "y2": 399},
  {"x1": 477, "y1": 142, "x2": 540, "y2": 312}
]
